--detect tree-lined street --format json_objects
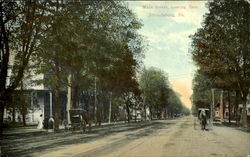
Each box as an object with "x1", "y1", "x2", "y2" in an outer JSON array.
[
  {"x1": 1, "y1": 0, "x2": 250, "y2": 156},
  {"x1": 2, "y1": 117, "x2": 250, "y2": 157}
]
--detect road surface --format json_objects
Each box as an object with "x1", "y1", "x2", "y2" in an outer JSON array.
[{"x1": 2, "y1": 116, "x2": 250, "y2": 157}]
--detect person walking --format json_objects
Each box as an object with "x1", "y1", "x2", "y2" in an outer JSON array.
[{"x1": 37, "y1": 114, "x2": 43, "y2": 129}]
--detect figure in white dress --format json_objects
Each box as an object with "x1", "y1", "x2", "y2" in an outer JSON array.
[{"x1": 37, "y1": 114, "x2": 43, "y2": 129}]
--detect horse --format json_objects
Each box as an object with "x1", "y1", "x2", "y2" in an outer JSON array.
[
  {"x1": 199, "y1": 109, "x2": 207, "y2": 130},
  {"x1": 81, "y1": 113, "x2": 93, "y2": 133}
]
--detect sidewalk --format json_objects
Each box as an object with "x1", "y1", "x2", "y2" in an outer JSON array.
[
  {"x1": 3, "y1": 128, "x2": 46, "y2": 135},
  {"x1": 2, "y1": 120, "x2": 141, "y2": 135},
  {"x1": 218, "y1": 120, "x2": 250, "y2": 133}
]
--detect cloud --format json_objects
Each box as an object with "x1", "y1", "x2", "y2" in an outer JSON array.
[{"x1": 128, "y1": 1, "x2": 208, "y2": 108}]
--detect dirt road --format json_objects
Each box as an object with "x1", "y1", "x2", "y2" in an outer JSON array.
[{"x1": 2, "y1": 116, "x2": 250, "y2": 157}]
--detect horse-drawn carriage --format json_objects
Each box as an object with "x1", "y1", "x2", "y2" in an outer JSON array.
[
  {"x1": 198, "y1": 108, "x2": 210, "y2": 130},
  {"x1": 194, "y1": 108, "x2": 212, "y2": 130},
  {"x1": 65, "y1": 109, "x2": 92, "y2": 133},
  {"x1": 194, "y1": 108, "x2": 213, "y2": 130}
]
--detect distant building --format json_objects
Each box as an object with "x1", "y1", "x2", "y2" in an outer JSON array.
[{"x1": 213, "y1": 95, "x2": 250, "y2": 122}]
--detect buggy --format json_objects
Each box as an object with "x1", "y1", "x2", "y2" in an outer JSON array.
[
  {"x1": 68, "y1": 109, "x2": 92, "y2": 133},
  {"x1": 198, "y1": 108, "x2": 211, "y2": 130}
]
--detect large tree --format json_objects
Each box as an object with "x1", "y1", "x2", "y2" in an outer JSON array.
[
  {"x1": 36, "y1": 1, "x2": 144, "y2": 126},
  {"x1": 190, "y1": 0, "x2": 250, "y2": 127},
  {"x1": 0, "y1": 0, "x2": 56, "y2": 135},
  {"x1": 140, "y1": 67, "x2": 170, "y2": 119}
]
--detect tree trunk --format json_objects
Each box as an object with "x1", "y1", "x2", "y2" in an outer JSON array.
[
  {"x1": 220, "y1": 91, "x2": 224, "y2": 121},
  {"x1": 0, "y1": 102, "x2": 5, "y2": 137},
  {"x1": 12, "y1": 107, "x2": 16, "y2": 123},
  {"x1": 71, "y1": 85, "x2": 78, "y2": 109},
  {"x1": 126, "y1": 103, "x2": 130, "y2": 123},
  {"x1": 228, "y1": 91, "x2": 231, "y2": 125},
  {"x1": 94, "y1": 77, "x2": 97, "y2": 124},
  {"x1": 135, "y1": 110, "x2": 137, "y2": 123},
  {"x1": 144, "y1": 104, "x2": 147, "y2": 121},
  {"x1": 108, "y1": 92, "x2": 112, "y2": 124},
  {"x1": 97, "y1": 108, "x2": 101, "y2": 126},
  {"x1": 149, "y1": 107, "x2": 152, "y2": 120},
  {"x1": 164, "y1": 109, "x2": 167, "y2": 119},
  {"x1": 22, "y1": 114, "x2": 26, "y2": 126},
  {"x1": 143, "y1": 93, "x2": 147, "y2": 121},
  {"x1": 235, "y1": 91, "x2": 240, "y2": 125},
  {"x1": 53, "y1": 86, "x2": 61, "y2": 131},
  {"x1": 241, "y1": 93, "x2": 248, "y2": 128}
]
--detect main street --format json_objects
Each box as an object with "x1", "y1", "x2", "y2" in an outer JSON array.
[{"x1": 1, "y1": 117, "x2": 249, "y2": 157}]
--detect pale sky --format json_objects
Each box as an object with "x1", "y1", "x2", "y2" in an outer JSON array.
[{"x1": 128, "y1": 1, "x2": 209, "y2": 109}]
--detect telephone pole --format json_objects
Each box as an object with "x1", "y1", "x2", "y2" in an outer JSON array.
[{"x1": 67, "y1": 74, "x2": 71, "y2": 124}]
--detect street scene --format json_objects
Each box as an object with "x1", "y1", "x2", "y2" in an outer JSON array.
[
  {"x1": 0, "y1": 0, "x2": 250, "y2": 157},
  {"x1": 2, "y1": 117, "x2": 250, "y2": 157}
]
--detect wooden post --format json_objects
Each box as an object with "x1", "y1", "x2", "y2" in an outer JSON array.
[
  {"x1": 211, "y1": 89, "x2": 214, "y2": 119},
  {"x1": 94, "y1": 77, "x2": 97, "y2": 124},
  {"x1": 220, "y1": 90, "x2": 224, "y2": 122},
  {"x1": 108, "y1": 92, "x2": 112, "y2": 124},
  {"x1": 67, "y1": 74, "x2": 71, "y2": 124}
]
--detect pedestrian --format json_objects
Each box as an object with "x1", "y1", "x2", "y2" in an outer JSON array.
[{"x1": 37, "y1": 114, "x2": 43, "y2": 129}]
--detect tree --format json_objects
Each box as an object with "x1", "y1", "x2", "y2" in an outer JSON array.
[
  {"x1": 190, "y1": 0, "x2": 250, "y2": 127},
  {"x1": 182, "y1": 106, "x2": 190, "y2": 116},
  {"x1": 140, "y1": 67, "x2": 170, "y2": 119},
  {"x1": 168, "y1": 89, "x2": 183, "y2": 117},
  {"x1": 12, "y1": 91, "x2": 29, "y2": 126},
  {"x1": 191, "y1": 72, "x2": 213, "y2": 113},
  {"x1": 0, "y1": 0, "x2": 57, "y2": 135},
  {"x1": 159, "y1": 87, "x2": 169, "y2": 118},
  {"x1": 87, "y1": 1, "x2": 144, "y2": 123},
  {"x1": 35, "y1": 1, "x2": 145, "y2": 127}
]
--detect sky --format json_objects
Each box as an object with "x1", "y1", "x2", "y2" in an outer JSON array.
[{"x1": 127, "y1": 1, "x2": 209, "y2": 109}]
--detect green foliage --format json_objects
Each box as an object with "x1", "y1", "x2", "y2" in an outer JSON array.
[
  {"x1": 168, "y1": 89, "x2": 183, "y2": 114},
  {"x1": 139, "y1": 67, "x2": 187, "y2": 117},
  {"x1": 190, "y1": 0, "x2": 250, "y2": 95},
  {"x1": 31, "y1": 1, "x2": 145, "y2": 125},
  {"x1": 12, "y1": 92, "x2": 30, "y2": 117},
  {"x1": 191, "y1": 72, "x2": 212, "y2": 111},
  {"x1": 140, "y1": 67, "x2": 170, "y2": 110},
  {"x1": 0, "y1": 1, "x2": 61, "y2": 133},
  {"x1": 190, "y1": 0, "x2": 250, "y2": 126}
]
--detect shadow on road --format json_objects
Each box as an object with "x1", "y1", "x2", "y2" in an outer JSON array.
[{"x1": 1, "y1": 120, "x2": 175, "y2": 157}]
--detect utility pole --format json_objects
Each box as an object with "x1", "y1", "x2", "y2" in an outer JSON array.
[
  {"x1": 211, "y1": 89, "x2": 214, "y2": 118},
  {"x1": 220, "y1": 90, "x2": 224, "y2": 122},
  {"x1": 143, "y1": 91, "x2": 147, "y2": 121},
  {"x1": 49, "y1": 91, "x2": 53, "y2": 117},
  {"x1": 108, "y1": 92, "x2": 112, "y2": 124},
  {"x1": 67, "y1": 74, "x2": 71, "y2": 124},
  {"x1": 94, "y1": 76, "x2": 97, "y2": 124}
]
